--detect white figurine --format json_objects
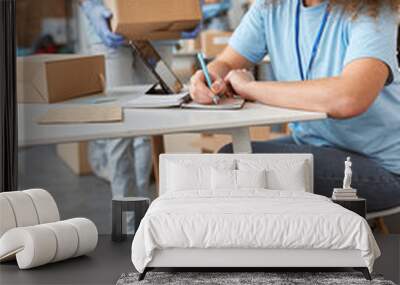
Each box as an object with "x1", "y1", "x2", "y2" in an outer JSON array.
[
  {"x1": 343, "y1": 157, "x2": 352, "y2": 189},
  {"x1": 332, "y1": 157, "x2": 357, "y2": 199}
]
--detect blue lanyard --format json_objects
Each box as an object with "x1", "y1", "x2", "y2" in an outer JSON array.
[{"x1": 295, "y1": 0, "x2": 330, "y2": 81}]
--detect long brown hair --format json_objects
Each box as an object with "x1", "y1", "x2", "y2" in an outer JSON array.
[
  {"x1": 266, "y1": 0, "x2": 400, "y2": 18},
  {"x1": 329, "y1": 0, "x2": 399, "y2": 18}
]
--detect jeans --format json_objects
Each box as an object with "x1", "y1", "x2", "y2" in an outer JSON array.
[
  {"x1": 78, "y1": 2, "x2": 175, "y2": 232},
  {"x1": 219, "y1": 136, "x2": 400, "y2": 213},
  {"x1": 83, "y1": 45, "x2": 156, "y2": 234},
  {"x1": 88, "y1": 138, "x2": 151, "y2": 199}
]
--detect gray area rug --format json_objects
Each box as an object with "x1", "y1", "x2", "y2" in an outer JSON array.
[{"x1": 116, "y1": 272, "x2": 396, "y2": 285}]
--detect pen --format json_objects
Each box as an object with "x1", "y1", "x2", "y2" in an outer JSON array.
[{"x1": 196, "y1": 53, "x2": 220, "y2": 105}]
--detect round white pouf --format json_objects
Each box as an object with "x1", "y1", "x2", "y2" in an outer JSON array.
[
  {"x1": 0, "y1": 196, "x2": 17, "y2": 237},
  {"x1": 0, "y1": 226, "x2": 57, "y2": 269},
  {"x1": 0, "y1": 218, "x2": 98, "y2": 269},
  {"x1": 0, "y1": 192, "x2": 39, "y2": 227},
  {"x1": 65, "y1": 218, "x2": 98, "y2": 257},
  {"x1": 0, "y1": 189, "x2": 60, "y2": 233},
  {"x1": 23, "y1": 189, "x2": 60, "y2": 224},
  {"x1": 42, "y1": 221, "x2": 79, "y2": 262}
]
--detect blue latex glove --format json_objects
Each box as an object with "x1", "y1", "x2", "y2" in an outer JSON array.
[
  {"x1": 81, "y1": 0, "x2": 125, "y2": 48},
  {"x1": 181, "y1": 23, "x2": 202, "y2": 40},
  {"x1": 203, "y1": 0, "x2": 231, "y2": 21},
  {"x1": 181, "y1": 0, "x2": 204, "y2": 40},
  {"x1": 181, "y1": 0, "x2": 231, "y2": 40}
]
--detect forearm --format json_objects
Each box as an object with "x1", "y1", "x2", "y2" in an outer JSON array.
[
  {"x1": 238, "y1": 58, "x2": 388, "y2": 118},
  {"x1": 207, "y1": 59, "x2": 232, "y2": 80},
  {"x1": 244, "y1": 77, "x2": 372, "y2": 118},
  {"x1": 207, "y1": 46, "x2": 254, "y2": 80}
]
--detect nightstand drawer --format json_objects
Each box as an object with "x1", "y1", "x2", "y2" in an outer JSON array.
[{"x1": 331, "y1": 198, "x2": 366, "y2": 218}]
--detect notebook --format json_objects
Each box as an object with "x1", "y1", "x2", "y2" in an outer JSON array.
[
  {"x1": 124, "y1": 93, "x2": 190, "y2": 108},
  {"x1": 124, "y1": 94, "x2": 245, "y2": 110},
  {"x1": 182, "y1": 98, "x2": 245, "y2": 110}
]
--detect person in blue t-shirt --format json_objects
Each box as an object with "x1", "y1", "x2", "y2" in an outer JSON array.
[{"x1": 190, "y1": 0, "x2": 400, "y2": 213}]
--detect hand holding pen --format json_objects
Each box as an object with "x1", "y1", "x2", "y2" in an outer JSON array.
[{"x1": 189, "y1": 53, "x2": 232, "y2": 105}]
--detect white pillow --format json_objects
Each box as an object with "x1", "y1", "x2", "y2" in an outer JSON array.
[
  {"x1": 211, "y1": 168, "x2": 236, "y2": 190},
  {"x1": 238, "y1": 159, "x2": 308, "y2": 192},
  {"x1": 236, "y1": 169, "x2": 267, "y2": 189},
  {"x1": 211, "y1": 168, "x2": 267, "y2": 190},
  {"x1": 166, "y1": 159, "x2": 235, "y2": 192}
]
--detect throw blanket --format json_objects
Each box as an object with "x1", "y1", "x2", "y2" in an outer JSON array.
[{"x1": 131, "y1": 190, "x2": 380, "y2": 272}]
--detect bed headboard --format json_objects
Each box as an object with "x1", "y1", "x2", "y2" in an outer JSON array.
[{"x1": 159, "y1": 154, "x2": 314, "y2": 196}]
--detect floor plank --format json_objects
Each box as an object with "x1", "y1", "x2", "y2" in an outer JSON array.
[{"x1": 0, "y1": 235, "x2": 133, "y2": 285}]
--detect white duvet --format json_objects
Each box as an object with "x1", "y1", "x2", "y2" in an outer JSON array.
[{"x1": 131, "y1": 190, "x2": 380, "y2": 273}]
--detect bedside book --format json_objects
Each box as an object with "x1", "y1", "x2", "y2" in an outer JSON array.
[
  {"x1": 333, "y1": 188, "x2": 357, "y2": 193},
  {"x1": 332, "y1": 194, "x2": 359, "y2": 200},
  {"x1": 332, "y1": 187, "x2": 358, "y2": 200}
]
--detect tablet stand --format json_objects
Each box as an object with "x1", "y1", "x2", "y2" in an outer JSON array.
[{"x1": 145, "y1": 83, "x2": 170, "y2": 95}]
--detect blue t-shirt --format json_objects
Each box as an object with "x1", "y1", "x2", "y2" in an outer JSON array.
[{"x1": 229, "y1": 0, "x2": 400, "y2": 174}]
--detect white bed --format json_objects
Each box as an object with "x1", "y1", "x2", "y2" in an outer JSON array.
[{"x1": 131, "y1": 154, "x2": 380, "y2": 281}]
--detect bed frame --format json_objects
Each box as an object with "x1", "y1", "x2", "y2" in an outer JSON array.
[
  {"x1": 139, "y1": 154, "x2": 372, "y2": 281},
  {"x1": 140, "y1": 248, "x2": 370, "y2": 280}
]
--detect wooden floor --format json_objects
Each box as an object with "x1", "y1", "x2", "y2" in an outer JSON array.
[
  {"x1": 4, "y1": 146, "x2": 398, "y2": 284},
  {"x1": 1, "y1": 235, "x2": 399, "y2": 285},
  {"x1": 0, "y1": 235, "x2": 133, "y2": 285}
]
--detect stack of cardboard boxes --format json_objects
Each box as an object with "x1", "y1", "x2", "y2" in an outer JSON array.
[
  {"x1": 200, "y1": 30, "x2": 233, "y2": 58},
  {"x1": 18, "y1": 0, "x2": 203, "y2": 176},
  {"x1": 176, "y1": 30, "x2": 233, "y2": 58},
  {"x1": 175, "y1": 0, "x2": 234, "y2": 57},
  {"x1": 201, "y1": 0, "x2": 233, "y2": 58}
]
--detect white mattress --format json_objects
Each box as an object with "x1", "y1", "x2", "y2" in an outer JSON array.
[{"x1": 131, "y1": 190, "x2": 380, "y2": 273}]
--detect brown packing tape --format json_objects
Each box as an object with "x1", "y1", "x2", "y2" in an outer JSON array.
[{"x1": 98, "y1": 73, "x2": 106, "y2": 92}]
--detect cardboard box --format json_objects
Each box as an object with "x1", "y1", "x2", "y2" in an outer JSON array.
[
  {"x1": 104, "y1": 0, "x2": 202, "y2": 40},
  {"x1": 56, "y1": 142, "x2": 92, "y2": 176},
  {"x1": 201, "y1": 30, "x2": 232, "y2": 58},
  {"x1": 16, "y1": 0, "x2": 69, "y2": 47},
  {"x1": 191, "y1": 127, "x2": 285, "y2": 153},
  {"x1": 178, "y1": 36, "x2": 202, "y2": 53},
  {"x1": 17, "y1": 54, "x2": 105, "y2": 103}
]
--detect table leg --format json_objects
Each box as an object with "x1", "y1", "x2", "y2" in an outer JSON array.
[
  {"x1": 151, "y1": 135, "x2": 165, "y2": 194},
  {"x1": 230, "y1": 127, "x2": 252, "y2": 153}
]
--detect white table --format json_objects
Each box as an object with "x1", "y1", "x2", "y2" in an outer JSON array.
[{"x1": 18, "y1": 85, "x2": 326, "y2": 153}]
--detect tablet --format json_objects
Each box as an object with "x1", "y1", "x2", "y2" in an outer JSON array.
[{"x1": 130, "y1": 40, "x2": 183, "y2": 94}]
